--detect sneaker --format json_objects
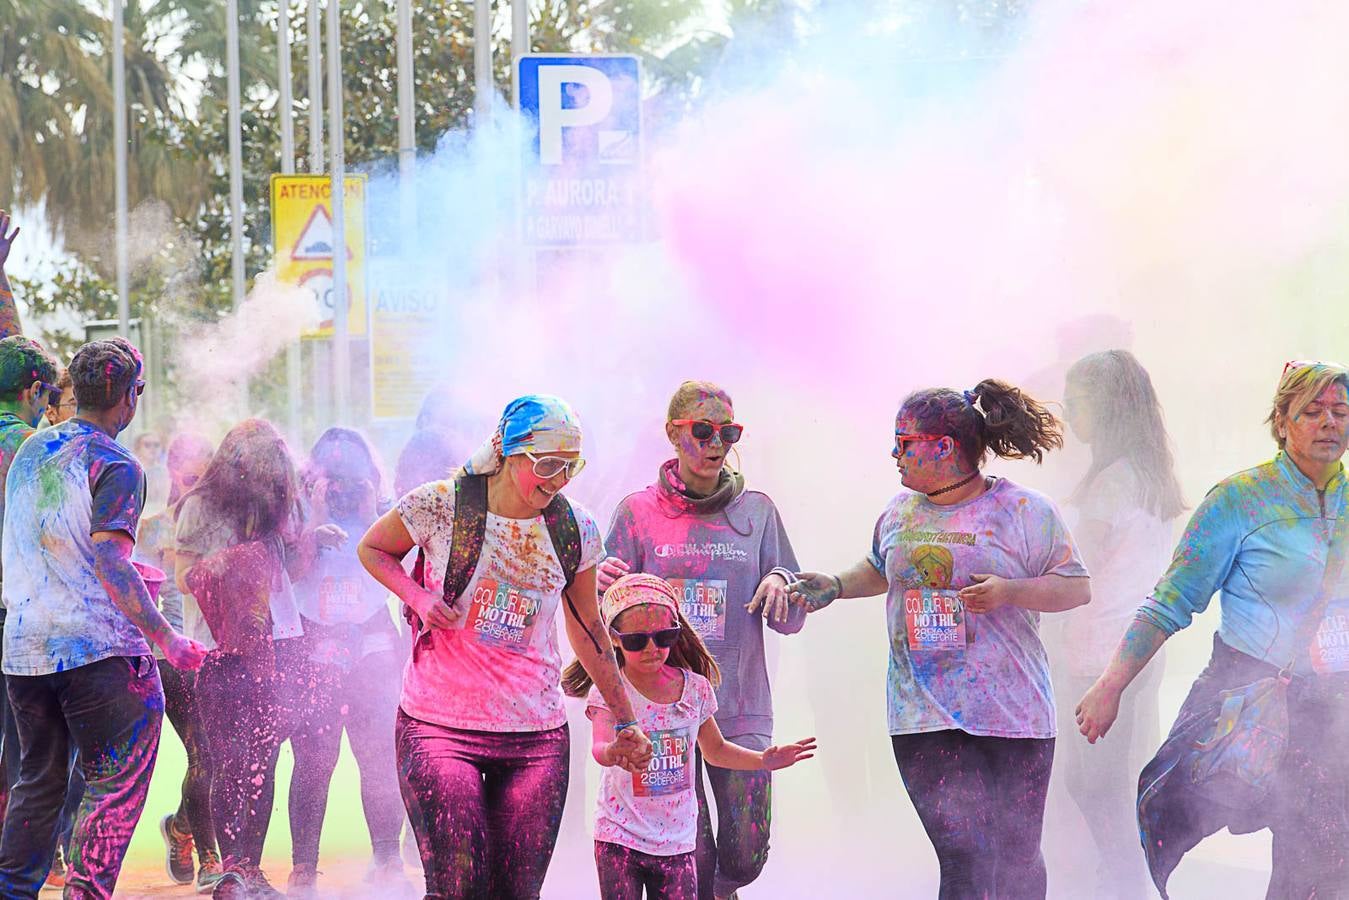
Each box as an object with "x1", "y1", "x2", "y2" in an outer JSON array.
[
  {"x1": 287, "y1": 862, "x2": 318, "y2": 897},
  {"x1": 211, "y1": 871, "x2": 247, "y2": 900},
  {"x1": 238, "y1": 865, "x2": 285, "y2": 899},
  {"x1": 197, "y1": 856, "x2": 226, "y2": 894},
  {"x1": 160, "y1": 813, "x2": 196, "y2": 885}
]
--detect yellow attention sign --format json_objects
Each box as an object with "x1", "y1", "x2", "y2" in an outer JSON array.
[{"x1": 270, "y1": 174, "x2": 368, "y2": 338}]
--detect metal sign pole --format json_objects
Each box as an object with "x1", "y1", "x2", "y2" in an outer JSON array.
[
  {"x1": 327, "y1": 0, "x2": 349, "y2": 425},
  {"x1": 474, "y1": 0, "x2": 493, "y2": 125},
  {"x1": 279, "y1": 2, "x2": 302, "y2": 443},
  {"x1": 112, "y1": 0, "x2": 129, "y2": 339}
]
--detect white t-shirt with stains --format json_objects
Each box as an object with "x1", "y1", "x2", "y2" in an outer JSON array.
[
  {"x1": 587, "y1": 669, "x2": 718, "y2": 856},
  {"x1": 870, "y1": 477, "x2": 1089, "y2": 739},
  {"x1": 397, "y1": 479, "x2": 603, "y2": 732}
]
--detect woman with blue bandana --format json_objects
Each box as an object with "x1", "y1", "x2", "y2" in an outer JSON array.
[{"x1": 359, "y1": 395, "x2": 654, "y2": 899}]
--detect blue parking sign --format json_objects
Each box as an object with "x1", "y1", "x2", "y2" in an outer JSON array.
[{"x1": 518, "y1": 55, "x2": 643, "y2": 246}]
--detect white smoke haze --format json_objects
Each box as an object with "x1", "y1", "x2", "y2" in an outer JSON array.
[
  {"x1": 172, "y1": 268, "x2": 317, "y2": 431},
  {"x1": 122, "y1": 0, "x2": 1349, "y2": 893}
]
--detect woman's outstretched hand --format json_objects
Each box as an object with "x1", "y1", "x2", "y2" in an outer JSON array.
[{"x1": 786, "y1": 572, "x2": 839, "y2": 612}]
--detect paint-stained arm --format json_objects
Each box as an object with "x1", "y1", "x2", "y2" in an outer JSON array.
[
  {"x1": 0, "y1": 210, "x2": 22, "y2": 338},
  {"x1": 563, "y1": 564, "x2": 654, "y2": 774},
  {"x1": 1133, "y1": 485, "x2": 1238, "y2": 637},
  {"x1": 787, "y1": 558, "x2": 890, "y2": 612},
  {"x1": 93, "y1": 531, "x2": 206, "y2": 670},
  {"x1": 357, "y1": 507, "x2": 459, "y2": 629},
  {"x1": 1075, "y1": 618, "x2": 1169, "y2": 743}
]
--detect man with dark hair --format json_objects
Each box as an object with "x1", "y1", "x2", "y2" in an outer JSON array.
[
  {"x1": 0, "y1": 338, "x2": 207, "y2": 898},
  {"x1": 0, "y1": 335, "x2": 60, "y2": 823}
]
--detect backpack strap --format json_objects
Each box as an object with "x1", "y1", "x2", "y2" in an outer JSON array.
[
  {"x1": 406, "y1": 472, "x2": 489, "y2": 631},
  {"x1": 443, "y1": 473, "x2": 489, "y2": 605},
  {"x1": 543, "y1": 493, "x2": 601, "y2": 654}
]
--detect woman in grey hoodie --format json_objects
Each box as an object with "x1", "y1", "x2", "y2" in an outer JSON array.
[{"x1": 597, "y1": 380, "x2": 804, "y2": 900}]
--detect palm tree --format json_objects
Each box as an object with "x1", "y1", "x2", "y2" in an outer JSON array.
[{"x1": 0, "y1": 0, "x2": 102, "y2": 223}]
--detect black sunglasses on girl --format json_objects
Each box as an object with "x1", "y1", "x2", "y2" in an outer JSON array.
[
  {"x1": 670, "y1": 419, "x2": 744, "y2": 444},
  {"x1": 610, "y1": 625, "x2": 681, "y2": 652}
]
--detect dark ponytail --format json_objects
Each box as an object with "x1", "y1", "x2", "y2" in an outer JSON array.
[
  {"x1": 901, "y1": 379, "x2": 1063, "y2": 471},
  {"x1": 968, "y1": 379, "x2": 1063, "y2": 464}
]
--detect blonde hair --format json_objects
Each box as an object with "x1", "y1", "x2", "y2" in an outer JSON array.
[
  {"x1": 1267, "y1": 363, "x2": 1349, "y2": 449},
  {"x1": 667, "y1": 381, "x2": 733, "y2": 422}
]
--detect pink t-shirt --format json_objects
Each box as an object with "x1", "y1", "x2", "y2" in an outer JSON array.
[
  {"x1": 397, "y1": 479, "x2": 604, "y2": 732},
  {"x1": 587, "y1": 670, "x2": 719, "y2": 856}
]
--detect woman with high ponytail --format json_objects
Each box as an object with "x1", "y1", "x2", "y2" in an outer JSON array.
[{"x1": 789, "y1": 379, "x2": 1091, "y2": 900}]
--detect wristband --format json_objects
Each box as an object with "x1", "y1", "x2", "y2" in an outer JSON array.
[
  {"x1": 830, "y1": 574, "x2": 843, "y2": 598},
  {"x1": 614, "y1": 719, "x2": 639, "y2": 733}
]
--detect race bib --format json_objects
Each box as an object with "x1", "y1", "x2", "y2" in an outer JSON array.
[
  {"x1": 465, "y1": 578, "x2": 543, "y2": 653},
  {"x1": 667, "y1": 579, "x2": 728, "y2": 641},
  {"x1": 318, "y1": 576, "x2": 365, "y2": 624},
  {"x1": 904, "y1": 588, "x2": 969, "y2": 652},
  {"x1": 633, "y1": 728, "x2": 693, "y2": 797},
  {"x1": 1310, "y1": 600, "x2": 1349, "y2": 675}
]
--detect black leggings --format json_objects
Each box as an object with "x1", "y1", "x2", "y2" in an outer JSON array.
[
  {"x1": 891, "y1": 730, "x2": 1055, "y2": 900},
  {"x1": 159, "y1": 660, "x2": 218, "y2": 862},
  {"x1": 289, "y1": 649, "x2": 402, "y2": 867}
]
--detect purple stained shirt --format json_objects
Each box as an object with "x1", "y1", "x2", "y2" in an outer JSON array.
[{"x1": 869, "y1": 477, "x2": 1089, "y2": 739}]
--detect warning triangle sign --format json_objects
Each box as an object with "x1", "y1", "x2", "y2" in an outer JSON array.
[{"x1": 290, "y1": 205, "x2": 354, "y2": 261}]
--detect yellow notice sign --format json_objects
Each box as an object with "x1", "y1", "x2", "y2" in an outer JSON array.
[
  {"x1": 368, "y1": 262, "x2": 446, "y2": 420},
  {"x1": 270, "y1": 174, "x2": 368, "y2": 338}
]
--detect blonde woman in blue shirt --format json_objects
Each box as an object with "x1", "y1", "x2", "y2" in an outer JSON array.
[{"x1": 1077, "y1": 361, "x2": 1349, "y2": 899}]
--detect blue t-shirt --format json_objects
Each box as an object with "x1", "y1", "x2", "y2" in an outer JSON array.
[
  {"x1": 870, "y1": 477, "x2": 1088, "y2": 739},
  {"x1": 1, "y1": 419, "x2": 149, "y2": 675},
  {"x1": 1137, "y1": 452, "x2": 1349, "y2": 672}
]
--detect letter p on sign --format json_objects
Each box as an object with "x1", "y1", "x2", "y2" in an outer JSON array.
[{"x1": 537, "y1": 65, "x2": 613, "y2": 166}]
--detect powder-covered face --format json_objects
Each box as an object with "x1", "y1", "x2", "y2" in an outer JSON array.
[
  {"x1": 892, "y1": 411, "x2": 957, "y2": 493},
  {"x1": 612, "y1": 603, "x2": 678, "y2": 674},
  {"x1": 505, "y1": 450, "x2": 578, "y2": 511},
  {"x1": 1282, "y1": 382, "x2": 1349, "y2": 469},
  {"x1": 667, "y1": 394, "x2": 734, "y2": 484}
]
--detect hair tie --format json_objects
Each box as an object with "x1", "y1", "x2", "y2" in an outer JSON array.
[{"x1": 963, "y1": 389, "x2": 978, "y2": 407}]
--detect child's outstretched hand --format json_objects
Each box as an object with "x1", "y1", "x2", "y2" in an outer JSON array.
[{"x1": 761, "y1": 737, "x2": 817, "y2": 771}]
